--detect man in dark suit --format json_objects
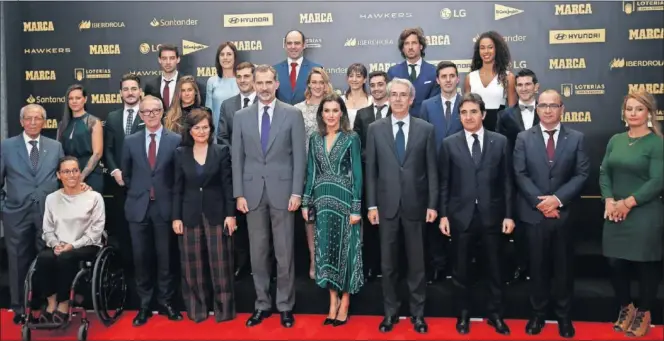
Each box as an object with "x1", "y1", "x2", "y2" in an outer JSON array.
[
  {"x1": 352, "y1": 70, "x2": 390, "y2": 281},
  {"x1": 495, "y1": 68, "x2": 540, "y2": 284},
  {"x1": 0, "y1": 104, "x2": 64, "y2": 324},
  {"x1": 419, "y1": 60, "x2": 464, "y2": 282},
  {"x1": 366, "y1": 78, "x2": 438, "y2": 334},
  {"x1": 387, "y1": 28, "x2": 439, "y2": 118},
  {"x1": 104, "y1": 73, "x2": 145, "y2": 270},
  {"x1": 438, "y1": 93, "x2": 514, "y2": 336},
  {"x1": 513, "y1": 89, "x2": 589, "y2": 338},
  {"x1": 274, "y1": 30, "x2": 322, "y2": 105},
  {"x1": 121, "y1": 95, "x2": 183, "y2": 326}
]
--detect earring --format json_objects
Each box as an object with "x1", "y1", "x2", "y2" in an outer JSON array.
[{"x1": 647, "y1": 115, "x2": 653, "y2": 128}]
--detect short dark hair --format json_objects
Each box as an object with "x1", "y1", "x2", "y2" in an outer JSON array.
[
  {"x1": 459, "y1": 93, "x2": 486, "y2": 112},
  {"x1": 235, "y1": 61, "x2": 255, "y2": 74},
  {"x1": 57, "y1": 156, "x2": 79, "y2": 171},
  {"x1": 120, "y1": 73, "x2": 141, "y2": 88},
  {"x1": 368, "y1": 71, "x2": 388, "y2": 83},
  {"x1": 284, "y1": 29, "x2": 306, "y2": 44},
  {"x1": 515, "y1": 68, "x2": 538, "y2": 84},
  {"x1": 214, "y1": 42, "x2": 238, "y2": 77},
  {"x1": 436, "y1": 61, "x2": 458, "y2": 77},
  {"x1": 316, "y1": 94, "x2": 351, "y2": 136},
  {"x1": 398, "y1": 27, "x2": 427, "y2": 59},
  {"x1": 158, "y1": 44, "x2": 179, "y2": 58},
  {"x1": 181, "y1": 108, "x2": 215, "y2": 146},
  {"x1": 345, "y1": 63, "x2": 368, "y2": 97}
]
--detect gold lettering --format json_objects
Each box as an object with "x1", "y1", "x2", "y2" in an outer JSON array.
[
  {"x1": 561, "y1": 111, "x2": 592, "y2": 122},
  {"x1": 25, "y1": 70, "x2": 56, "y2": 81},
  {"x1": 91, "y1": 93, "x2": 122, "y2": 104},
  {"x1": 629, "y1": 83, "x2": 664, "y2": 94},
  {"x1": 549, "y1": 58, "x2": 586, "y2": 69},
  {"x1": 89, "y1": 44, "x2": 121, "y2": 55},
  {"x1": 369, "y1": 63, "x2": 397, "y2": 72},
  {"x1": 629, "y1": 28, "x2": 664, "y2": 40},
  {"x1": 23, "y1": 21, "x2": 54, "y2": 32},
  {"x1": 196, "y1": 67, "x2": 216, "y2": 77},
  {"x1": 555, "y1": 4, "x2": 592, "y2": 15}
]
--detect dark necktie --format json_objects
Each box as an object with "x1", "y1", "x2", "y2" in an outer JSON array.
[
  {"x1": 444, "y1": 100, "x2": 451, "y2": 121},
  {"x1": 261, "y1": 106, "x2": 271, "y2": 154},
  {"x1": 148, "y1": 133, "x2": 157, "y2": 199},
  {"x1": 545, "y1": 130, "x2": 556, "y2": 164},
  {"x1": 243, "y1": 97, "x2": 250, "y2": 108},
  {"x1": 375, "y1": 105, "x2": 385, "y2": 120},
  {"x1": 125, "y1": 109, "x2": 134, "y2": 136},
  {"x1": 290, "y1": 62, "x2": 298, "y2": 90},
  {"x1": 519, "y1": 104, "x2": 534, "y2": 112},
  {"x1": 395, "y1": 121, "x2": 405, "y2": 164},
  {"x1": 471, "y1": 133, "x2": 481, "y2": 166},
  {"x1": 29, "y1": 140, "x2": 39, "y2": 170},
  {"x1": 409, "y1": 64, "x2": 417, "y2": 82},
  {"x1": 162, "y1": 79, "x2": 172, "y2": 108}
]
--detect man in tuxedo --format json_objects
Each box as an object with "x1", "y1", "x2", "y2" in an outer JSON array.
[
  {"x1": 274, "y1": 30, "x2": 322, "y2": 105},
  {"x1": 121, "y1": 95, "x2": 183, "y2": 326},
  {"x1": 366, "y1": 78, "x2": 438, "y2": 334},
  {"x1": 232, "y1": 65, "x2": 306, "y2": 328},
  {"x1": 104, "y1": 73, "x2": 145, "y2": 271},
  {"x1": 0, "y1": 104, "x2": 64, "y2": 324},
  {"x1": 353, "y1": 70, "x2": 390, "y2": 281},
  {"x1": 387, "y1": 28, "x2": 439, "y2": 118},
  {"x1": 496, "y1": 68, "x2": 540, "y2": 284},
  {"x1": 419, "y1": 60, "x2": 464, "y2": 282},
  {"x1": 513, "y1": 89, "x2": 589, "y2": 338},
  {"x1": 438, "y1": 93, "x2": 513, "y2": 336}
]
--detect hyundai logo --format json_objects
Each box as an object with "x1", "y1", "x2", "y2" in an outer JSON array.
[
  {"x1": 555, "y1": 33, "x2": 567, "y2": 40},
  {"x1": 229, "y1": 17, "x2": 239, "y2": 24}
]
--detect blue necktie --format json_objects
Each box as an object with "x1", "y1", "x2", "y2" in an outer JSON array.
[
  {"x1": 395, "y1": 121, "x2": 405, "y2": 164},
  {"x1": 261, "y1": 106, "x2": 270, "y2": 154}
]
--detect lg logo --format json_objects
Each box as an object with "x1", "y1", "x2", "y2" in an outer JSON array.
[{"x1": 440, "y1": 8, "x2": 466, "y2": 19}]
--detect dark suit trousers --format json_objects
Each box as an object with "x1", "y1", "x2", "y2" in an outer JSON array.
[
  {"x1": 524, "y1": 217, "x2": 574, "y2": 319},
  {"x1": 233, "y1": 211, "x2": 250, "y2": 271},
  {"x1": 128, "y1": 201, "x2": 175, "y2": 309},
  {"x1": 426, "y1": 221, "x2": 448, "y2": 271},
  {"x1": 107, "y1": 183, "x2": 134, "y2": 273},
  {"x1": 3, "y1": 202, "x2": 45, "y2": 312},
  {"x1": 361, "y1": 193, "x2": 381, "y2": 275},
  {"x1": 452, "y1": 207, "x2": 504, "y2": 315},
  {"x1": 380, "y1": 212, "x2": 426, "y2": 317}
]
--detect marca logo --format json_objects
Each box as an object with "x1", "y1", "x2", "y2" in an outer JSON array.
[
  {"x1": 182, "y1": 39, "x2": 208, "y2": 55},
  {"x1": 628, "y1": 28, "x2": 664, "y2": 40},
  {"x1": 494, "y1": 4, "x2": 523, "y2": 20},
  {"x1": 549, "y1": 29, "x2": 606, "y2": 44},
  {"x1": 150, "y1": 18, "x2": 199, "y2": 27},
  {"x1": 549, "y1": 58, "x2": 587, "y2": 69},
  {"x1": 224, "y1": 13, "x2": 274, "y2": 27},
  {"x1": 43, "y1": 119, "x2": 59, "y2": 129},
  {"x1": 555, "y1": 3, "x2": 593, "y2": 15},
  {"x1": 197, "y1": 67, "x2": 216, "y2": 78},
  {"x1": 440, "y1": 8, "x2": 466, "y2": 19},
  {"x1": 230, "y1": 40, "x2": 263, "y2": 51},
  {"x1": 23, "y1": 47, "x2": 70, "y2": 54},
  {"x1": 623, "y1": 1, "x2": 664, "y2": 15},
  {"x1": 78, "y1": 20, "x2": 125, "y2": 30},
  {"x1": 299, "y1": 13, "x2": 333, "y2": 24},
  {"x1": 561, "y1": 111, "x2": 592, "y2": 123},
  {"x1": 429, "y1": 59, "x2": 472, "y2": 73},
  {"x1": 426, "y1": 35, "x2": 451, "y2": 46},
  {"x1": 359, "y1": 12, "x2": 413, "y2": 19},
  {"x1": 90, "y1": 44, "x2": 121, "y2": 55},
  {"x1": 344, "y1": 38, "x2": 394, "y2": 47},
  {"x1": 609, "y1": 58, "x2": 664, "y2": 69},
  {"x1": 129, "y1": 70, "x2": 161, "y2": 77},
  {"x1": 91, "y1": 93, "x2": 122, "y2": 104},
  {"x1": 561, "y1": 83, "x2": 605, "y2": 97},
  {"x1": 369, "y1": 62, "x2": 398, "y2": 72},
  {"x1": 23, "y1": 21, "x2": 54, "y2": 32},
  {"x1": 629, "y1": 83, "x2": 664, "y2": 94},
  {"x1": 25, "y1": 70, "x2": 56, "y2": 81},
  {"x1": 473, "y1": 34, "x2": 526, "y2": 43},
  {"x1": 74, "y1": 68, "x2": 112, "y2": 81},
  {"x1": 282, "y1": 37, "x2": 322, "y2": 49},
  {"x1": 25, "y1": 94, "x2": 65, "y2": 104}
]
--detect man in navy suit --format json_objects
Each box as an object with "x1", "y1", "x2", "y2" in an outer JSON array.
[
  {"x1": 513, "y1": 90, "x2": 589, "y2": 338},
  {"x1": 387, "y1": 28, "x2": 439, "y2": 117},
  {"x1": 274, "y1": 30, "x2": 322, "y2": 105}
]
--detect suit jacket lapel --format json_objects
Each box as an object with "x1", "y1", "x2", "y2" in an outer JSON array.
[
  {"x1": 382, "y1": 119, "x2": 399, "y2": 161},
  {"x1": 277, "y1": 62, "x2": 292, "y2": 99},
  {"x1": 140, "y1": 130, "x2": 152, "y2": 171},
  {"x1": 246, "y1": 103, "x2": 262, "y2": 154},
  {"x1": 35, "y1": 136, "x2": 50, "y2": 175},
  {"x1": 154, "y1": 130, "x2": 170, "y2": 172},
  {"x1": 532, "y1": 125, "x2": 550, "y2": 167},
  {"x1": 265, "y1": 102, "x2": 286, "y2": 153},
  {"x1": 295, "y1": 60, "x2": 310, "y2": 95},
  {"x1": 513, "y1": 105, "x2": 526, "y2": 131},
  {"x1": 551, "y1": 125, "x2": 569, "y2": 169},
  {"x1": 16, "y1": 136, "x2": 33, "y2": 173},
  {"x1": 403, "y1": 118, "x2": 416, "y2": 163},
  {"x1": 480, "y1": 131, "x2": 493, "y2": 166},
  {"x1": 456, "y1": 133, "x2": 475, "y2": 167}
]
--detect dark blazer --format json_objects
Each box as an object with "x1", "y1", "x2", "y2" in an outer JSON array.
[
  {"x1": 419, "y1": 93, "x2": 464, "y2": 152},
  {"x1": 104, "y1": 108, "x2": 144, "y2": 173},
  {"x1": 513, "y1": 124, "x2": 590, "y2": 224},
  {"x1": 439, "y1": 130, "x2": 513, "y2": 230},
  {"x1": 365, "y1": 116, "x2": 438, "y2": 220},
  {"x1": 217, "y1": 93, "x2": 257, "y2": 147},
  {"x1": 121, "y1": 128, "x2": 182, "y2": 223},
  {"x1": 353, "y1": 104, "x2": 391, "y2": 163},
  {"x1": 496, "y1": 104, "x2": 540, "y2": 150},
  {"x1": 274, "y1": 58, "x2": 322, "y2": 105},
  {"x1": 387, "y1": 61, "x2": 439, "y2": 117},
  {"x1": 143, "y1": 74, "x2": 206, "y2": 109},
  {"x1": 172, "y1": 144, "x2": 235, "y2": 227}
]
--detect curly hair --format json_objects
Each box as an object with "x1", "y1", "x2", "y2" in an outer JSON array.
[{"x1": 471, "y1": 31, "x2": 512, "y2": 93}]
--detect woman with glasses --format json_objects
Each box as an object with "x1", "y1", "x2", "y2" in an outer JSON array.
[{"x1": 164, "y1": 76, "x2": 208, "y2": 136}]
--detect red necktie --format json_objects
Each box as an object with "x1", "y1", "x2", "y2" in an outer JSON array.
[
  {"x1": 148, "y1": 133, "x2": 157, "y2": 199},
  {"x1": 162, "y1": 79, "x2": 172, "y2": 108},
  {"x1": 545, "y1": 130, "x2": 556, "y2": 164},
  {"x1": 290, "y1": 62, "x2": 298, "y2": 90}
]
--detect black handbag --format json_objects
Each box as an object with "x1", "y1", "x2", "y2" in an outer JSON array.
[{"x1": 306, "y1": 206, "x2": 317, "y2": 223}]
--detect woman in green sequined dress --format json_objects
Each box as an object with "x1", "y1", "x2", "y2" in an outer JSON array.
[{"x1": 302, "y1": 94, "x2": 363, "y2": 326}]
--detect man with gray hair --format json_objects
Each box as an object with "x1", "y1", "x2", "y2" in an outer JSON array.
[
  {"x1": 0, "y1": 104, "x2": 64, "y2": 324},
  {"x1": 365, "y1": 78, "x2": 438, "y2": 334}
]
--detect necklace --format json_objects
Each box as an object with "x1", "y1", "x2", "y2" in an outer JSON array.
[{"x1": 627, "y1": 132, "x2": 649, "y2": 146}]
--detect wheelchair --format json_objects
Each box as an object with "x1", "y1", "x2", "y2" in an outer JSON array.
[{"x1": 20, "y1": 233, "x2": 127, "y2": 341}]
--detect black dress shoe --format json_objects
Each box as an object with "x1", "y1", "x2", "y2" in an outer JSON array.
[
  {"x1": 280, "y1": 311, "x2": 295, "y2": 328},
  {"x1": 132, "y1": 309, "x2": 153, "y2": 327},
  {"x1": 487, "y1": 314, "x2": 510, "y2": 335},
  {"x1": 333, "y1": 315, "x2": 349, "y2": 327},
  {"x1": 13, "y1": 312, "x2": 25, "y2": 325},
  {"x1": 246, "y1": 309, "x2": 271, "y2": 327},
  {"x1": 456, "y1": 311, "x2": 470, "y2": 335},
  {"x1": 379, "y1": 315, "x2": 399, "y2": 332},
  {"x1": 525, "y1": 315, "x2": 545, "y2": 335},
  {"x1": 323, "y1": 317, "x2": 335, "y2": 325},
  {"x1": 159, "y1": 305, "x2": 183, "y2": 321},
  {"x1": 557, "y1": 319, "x2": 575, "y2": 338},
  {"x1": 411, "y1": 316, "x2": 428, "y2": 333}
]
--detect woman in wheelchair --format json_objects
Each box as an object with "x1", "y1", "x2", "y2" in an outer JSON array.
[{"x1": 36, "y1": 155, "x2": 105, "y2": 324}]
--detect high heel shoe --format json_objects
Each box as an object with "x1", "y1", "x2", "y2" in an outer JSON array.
[
  {"x1": 324, "y1": 300, "x2": 341, "y2": 326},
  {"x1": 333, "y1": 314, "x2": 349, "y2": 327}
]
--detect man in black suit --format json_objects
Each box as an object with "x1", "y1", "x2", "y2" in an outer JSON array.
[
  {"x1": 121, "y1": 95, "x2": 183, "y2": 326},
  {"x1": 104, "y1": 73, "x2": 145, "y2": 270},
  {"x1": 513, "y1": 89, "x2": 589, "y2": 338},
  {"x1": 366, "y1": 78, "x2": 438, "y2": 334},
  {"x1": 438, "y1": 93, "x2": 513, "y2": 336},
  {"x1": 143, "y1": 44, "x2": 181, "y2": 110},
  {"x1": 353, "y1": 70, "x2": 390, "y2": 281}
]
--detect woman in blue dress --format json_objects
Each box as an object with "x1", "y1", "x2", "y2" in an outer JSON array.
[{"x1": 205, "y1": 42, "x2": 240, "y2": 133}]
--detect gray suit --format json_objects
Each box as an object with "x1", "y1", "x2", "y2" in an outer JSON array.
[
  {"x1": 231, "y1": 99, "x2": 306, "y2": 311},
  {"x1": 0, "y1": 133, "x2": 64, "y2": 312},
  {"x1": 217, "y1": 93, "x2": 256, "y2": 147}
]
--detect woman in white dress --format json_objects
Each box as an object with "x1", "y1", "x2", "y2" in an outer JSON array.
[
  {"x1": 464, "y1": 31, "x2": 517, "y2": 132},
  {"x1": 341, "y1": 63, "x2": 372, "y2": 127}
]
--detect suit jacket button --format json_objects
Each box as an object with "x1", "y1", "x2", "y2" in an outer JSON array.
[{"x1": 200, "y1": 187, "x2": 203, "y2": 192}]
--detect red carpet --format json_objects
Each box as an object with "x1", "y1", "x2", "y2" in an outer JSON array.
[{"x1": 1, "y1": 309, "x2": 662, "y2": 340}]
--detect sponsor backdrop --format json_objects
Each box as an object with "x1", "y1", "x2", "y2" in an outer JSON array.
[{"x1": 4, "y1": 1, "x2": 664, "y2": 239}]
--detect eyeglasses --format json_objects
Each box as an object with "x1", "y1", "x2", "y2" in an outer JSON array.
[
  {"x1": 140, "y1": 108, "x2": 163, "y2": 116},
  {"x1": 536, "y1": 103, "x2": 562, "y2": 110},
  {"x1": 59, "y1": 168, "x2": 80, "y2": 176}
]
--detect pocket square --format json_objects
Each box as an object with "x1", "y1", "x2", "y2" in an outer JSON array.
[
  {"x1": 424, "y1": 80, "x2": 432, "y2": 84},
  {"x1": 138, "y1": 122, "x2": 145, "y2": 126}
]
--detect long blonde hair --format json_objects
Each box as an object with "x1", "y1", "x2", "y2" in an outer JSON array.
[
  {"x1": 623, "y1": 90, "x2": 662, "y2": 137},
  {"x1": 164, "y1": 75, "x2": 201, "y2": 132},
  {"x1": 304, "y1": 67, "x2": 334, "y2": 101}
]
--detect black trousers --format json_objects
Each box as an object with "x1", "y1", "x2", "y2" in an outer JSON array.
[
  {"x1": 525, "y1": 217, "x2": 574, "y2": 319},
  {"x1": 452, "y1": 208, "x2": 503, "y2": 315},
  {"x1": 106, "y1": 183, "x2": 134, "y2": 273},
  {"x1": 426, "y1": 221, "x2": 448, "y2": 272},
  {"x1": 362, "y1": 202, "x2": 381, "y2": 276},
  {"x1": 35, "y1": 246, "x2": 99, "y2": 302},
  {"x1": 233, "y1": 211, "x2": 250, "y2": 272},
  {"x1": 608, "y1": 258, "x2": 662, "y2": 312}
]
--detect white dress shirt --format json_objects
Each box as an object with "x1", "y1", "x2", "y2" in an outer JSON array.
[
  {"x1": 123, "y1": 104, "x2": 139, "y2": 132},
  {"x1": 540, "y1": 122, "x2": 561, "y2": 148},
  {"x1": 23, "y1": 132, "x2": 40, "y2": 155},
  {"x1": 241, "y1": 92, "x2": 257, "y2": 108},
  {"x1": 391, "y1": 114, "x2": 410, "y2": 149},
  {"x1": 159, "y1": 70, "x2": 179, "y2": 107},
  {"x1": 145, "y1": 126, "x2": 164, "y2": 157},
  {"x1": 374, "y1": 102, "x2": 389, "y2": 119},
  {"x1": 406, "y1": 58, "x2": 422, "y2": 79},
  {"x1": 258, "y1": 99, "x2": 276, "y2": 137},
  {"x1": 464, "y1": 127, "x2": 484, "y2": 153},
  {"x1": 442, "y1": 93, "x2": 457, "y2": 116},
  {"x1": 287, "y1": 56, "x2": 304, "y2": 80},
  {"x1": 519, "y1": 100, "x2": 536, "y2": 130}
]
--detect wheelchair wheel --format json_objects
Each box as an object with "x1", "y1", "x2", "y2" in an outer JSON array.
[
  {"x1": 21, "y1": 325, "x2": 31, "y2": 341},
  {"x1": 23, "y1": 258, "x2": 39, "y2": 315},
  {"x1": 77, "y1": 321, "x2": 89, "y2": 341},
  {"x1": 92, "y1": 246, "x2": 126, "y2": 327}
]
